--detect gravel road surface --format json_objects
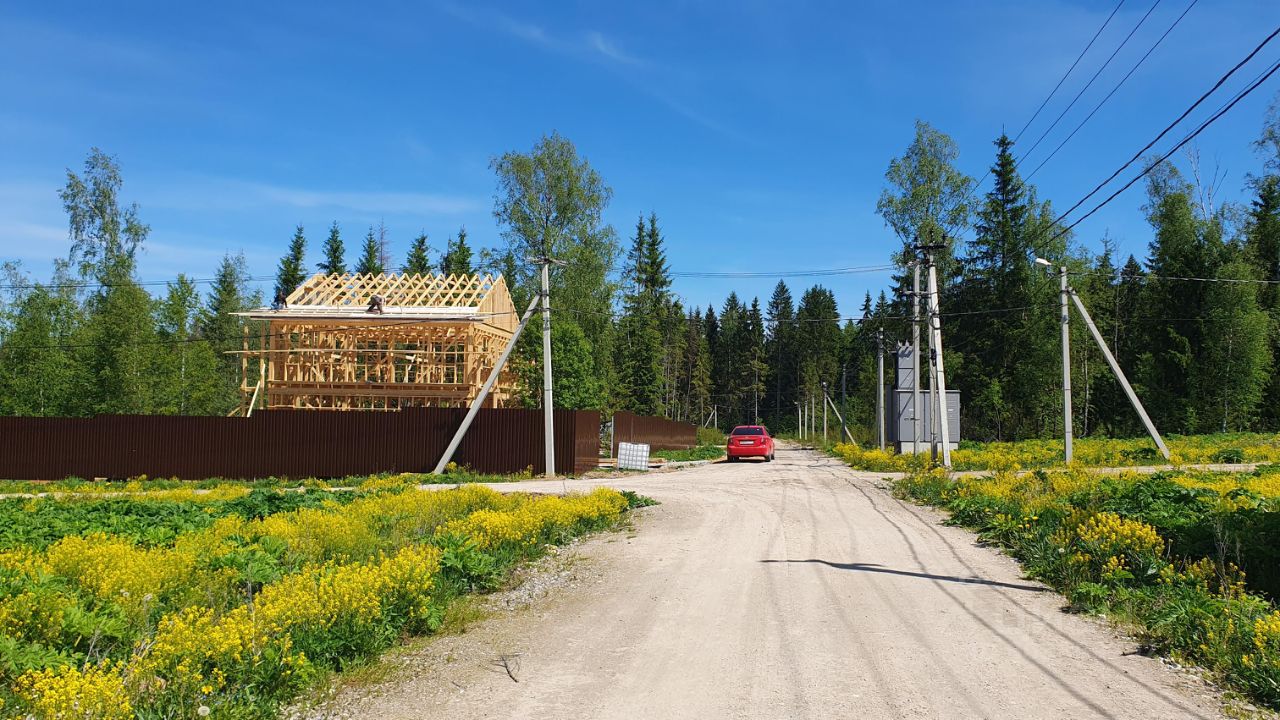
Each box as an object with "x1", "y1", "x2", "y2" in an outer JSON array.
[{"x1": 314, "y1": 446, "x2": 1228, "y2": 719}]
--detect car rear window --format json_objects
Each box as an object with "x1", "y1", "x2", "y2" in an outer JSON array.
[{"x1": 731, "y1": 427, "x2": 764, "y2": 436}]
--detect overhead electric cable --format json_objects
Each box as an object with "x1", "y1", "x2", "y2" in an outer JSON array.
[
  {"x1": 1018, "y1": 0, "x2": 1163, "y2": 168},
  {"x1": 1036, "y1": 55, "x2": 1280, "y2": 255},
  {"x1": 1013, "y1": 0, "x2": 1128, "y2": 145},
  {"x1": 960, "y1": 0, "x2": 1127, "y2": 228},
  {"x1": 1045, "y1": 25, "x2": 1280, "y2": 228},
  {"x1": 1025, "y1": 0, "x2": 1198, "y2": 181}
]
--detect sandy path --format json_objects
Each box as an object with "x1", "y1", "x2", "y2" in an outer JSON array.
[{"x1": 317, "y1": 447, "x2": 1226, "y2": 720}]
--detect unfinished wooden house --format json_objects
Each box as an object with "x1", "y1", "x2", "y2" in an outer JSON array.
[{"x1": 236, "y1": 272, "x2": 519, "y2": 412}]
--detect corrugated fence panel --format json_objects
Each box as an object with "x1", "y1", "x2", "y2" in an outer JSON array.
[
  {"x1": 0, "y1": 409, "x2": 603, "y2": 481},
  {"x1": 611, "y1": 411, "x2": 697, "y2": 456}
]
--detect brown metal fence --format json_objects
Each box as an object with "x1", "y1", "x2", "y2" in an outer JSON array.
[
  {"x1": 0, "y1": 408, "x2": 601, "y2": 480},
  {"x1": 610, "y1": 411, "x2": 697, "y2": 457}
]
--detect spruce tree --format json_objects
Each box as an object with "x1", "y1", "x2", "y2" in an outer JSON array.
[
  {"x1": 355, "y1": 226, "x2": 385, "y2": 274},
  {"x1": 441, "y1": 227, "x2": 474, "y2": 276},
  {"x1": 201, "y1": 253, "x2": 256, "y2": 412},
  {"x1": 402, "y1": 232, "x2": 433, "y2": 275},
  {"x1": 275, "y1": 225, "x2": 307, "y2": 301},
  {"x1": 764, "y1": 281, "x2": 796, "y2": 425},
  {"x1": 318, "y1": 222, "x2": 346, "y2": 274}
]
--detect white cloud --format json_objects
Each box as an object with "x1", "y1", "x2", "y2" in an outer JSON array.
[
  {"x1": 586, "y1": 31, "x2": 643, "y2": 66},
  {"x1": 143, "y1": 177, "x2": 483, "y2": 217}
]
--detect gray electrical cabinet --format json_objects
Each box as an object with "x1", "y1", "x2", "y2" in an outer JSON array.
[{"x1": 887, "y1": 343, "x2": 960, "y2": 453}]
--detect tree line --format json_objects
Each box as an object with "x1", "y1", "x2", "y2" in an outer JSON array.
[{"x1": 3, "y1": 96, "x2": 1280, "y2": 443}]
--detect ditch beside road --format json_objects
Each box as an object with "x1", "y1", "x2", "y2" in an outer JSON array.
[{"x1": 307, "y1": 447, "x2": 1232, "y2": 720}]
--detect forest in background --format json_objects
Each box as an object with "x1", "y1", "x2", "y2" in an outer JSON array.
[{"x1": 2, "y1": 95, "x2": 1279, "y2": 443}]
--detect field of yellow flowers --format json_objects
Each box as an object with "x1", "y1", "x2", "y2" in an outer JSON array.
[
  {"x1": 887, "y1": 463, "x2": 1280, "y2": 709},
  {"x1": 0, "y1": 480, "x2": 642, "y2": 718},
  {"x1": 831, "y1": 431, "x2": 1280, "y2": 472}
]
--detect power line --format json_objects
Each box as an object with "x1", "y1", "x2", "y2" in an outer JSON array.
[
  {"x1": 1038, "y1": 56, "x2": 1280, "y2": 255},
  {"x1": 1017, "y1": 0, "x2": 1164, "y2": 169},
  {"x1": 669, "y1": 265, "x2": 895, "y2": 278},
  {"x1": 1042, "y1": 25, "x2": 1280, "y2": 234},
  {"x1": 957, "y1": 0, "x2": 1128, "y2": 232},
  {"x1": 0, "y1": 312, "x2": 520, "y2": 352},
  {"x1": 1013, "y1": 0, "x2": 1128, "y2": 145},
  {"x1": 0, "y1": 275, "x2": 276, "y2": 291},
  {"x1": 1024, "y1": 0, "x2": 1198, "y2": 182},
  {"x1": 1070, "y1": 269, "x2": 1280, "y2": 285}
]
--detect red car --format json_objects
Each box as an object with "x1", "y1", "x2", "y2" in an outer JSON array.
[{"x1": 726, "y1": 425, "x2": 775, "y2": 462}]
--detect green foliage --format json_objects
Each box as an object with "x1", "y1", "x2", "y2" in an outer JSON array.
[
  {"x1": 402, "y1": 232, "x2": 433, "y2": 275},
  {"x1": 620, "y1": 490, "x2": 658, "y2": 509},
  {"x1": 0, "y1": 488, "x2": 356, "y2": 551},
  {"x1": 318, "y1": 221, "x2": 346, "y2": 274},
  {"x1": 440, "y1": 226, "x2": 473, "y2": 276},
  {"x1": 355, "y1": 226, "x2": 385, "y2": 275},
  {"x1": 893, "y1": 464, "x2": 1280, "y2": 709},
  {"x1": 492, "y1": 133, "x2": 619, "y2": 403},
  {"x1": 275, "y1": 225, "x2": 307, "y2": 301}
]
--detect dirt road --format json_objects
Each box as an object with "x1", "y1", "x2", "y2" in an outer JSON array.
[{"x1": 321, "y1": 447, "x2": 1227, "y2": 719}]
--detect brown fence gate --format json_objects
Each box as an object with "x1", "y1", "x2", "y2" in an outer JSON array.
[{"x1": 610, "y1": 411, "x2": 697, "y2": 457}]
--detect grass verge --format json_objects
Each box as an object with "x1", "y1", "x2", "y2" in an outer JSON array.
[{"x1": 865, "y1": 460, "x2": 1280, "y2": 711}]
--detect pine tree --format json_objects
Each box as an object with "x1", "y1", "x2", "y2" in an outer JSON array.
[
  {"x1": 951, "y1": 133, "x2": 1060, "y2": 440},
  {"x1": 318, "y1": 222, "x2": 346, "y2": 274},
  {"x1": 614, "y1": 217, "x2": 665, "y2": 415},
  {"x1": 201, "y1": 253, "x2": 257, "y2": 412},
  {"x1": 355, "y1": 226, "x2": 385, "y2": 274},
  {"x1": 794, "y1": 285, "x2": 842, "y2": 422},
  {"x1": 441, "y1": 227, "x2": 474, "y2": 276},
  {"x1": 402, "y1": 232, "x2": 433, "y2": 275},
  {"x1": 678, "y1": 307, "x2": 712, "y2": 423},
  {"x1": 275, "y1": 225, "x2": 307, "y2": 301},
  {"x1": 765, "y1": 281, "x2": 796, "y2": 427}
]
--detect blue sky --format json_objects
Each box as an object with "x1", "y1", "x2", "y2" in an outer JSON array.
[{"x1": 1, "y1": 0, "x2": 1278, "y2": 315}]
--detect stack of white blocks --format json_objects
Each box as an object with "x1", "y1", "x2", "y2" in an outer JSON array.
[{"x1": 617, "y1": 442, "x2": 651, "y2": 471}]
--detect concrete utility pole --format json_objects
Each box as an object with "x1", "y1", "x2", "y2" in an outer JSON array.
[
  {"x1": 876, "y1": 329, "x2": 885, "y2": 451},
  {"x1": 433, "y1": 293, "x2": 543, "y2": 474},
  {"x1": 538, "y1": 257, "x2": 557, "y2": 478},
  {"x1": 796, "y1": 401, "x2": 802, "y2": 439},
  {"x1": 1059, "y1": 265, "x2": 1074, "y2": 464},
  {"x1": 922, "y1": 245, "x2": 952, "y2": 468},
  {"x1": 1069, "y1": 288, "x2": 1171, "y2": 460},
  {"x1": 822, "y1": 381, "x2": 829, "y2": 444},
  {"x1": 911, "y1": 262, "x2": 922, "y2": 456}
]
